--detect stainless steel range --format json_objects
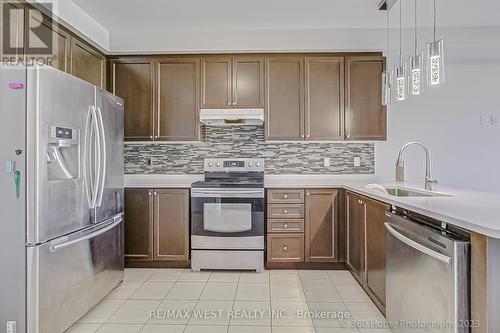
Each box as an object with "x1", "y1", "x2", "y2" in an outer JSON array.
[{"x1": 191, "y1": 158, "x2": 265, "y2": 272}]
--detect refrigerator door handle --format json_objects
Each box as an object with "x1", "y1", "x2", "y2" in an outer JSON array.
[
  {"x1": 50, "y1": 215, "x2": 123, "y2": 252},
  {"x1": 83, "y1": 106, "x2": 94, "y2": 208},
  {"x1": 90, "y1": 106, "x2": 101, "y2": 209},
  {"x1": 96, "y1": 106, "x2": 106, "y2": 207}
]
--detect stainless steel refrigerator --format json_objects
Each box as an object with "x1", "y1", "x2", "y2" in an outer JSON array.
[{"x1": 0, "y1": 64, "x2": 124, "y2": 333}]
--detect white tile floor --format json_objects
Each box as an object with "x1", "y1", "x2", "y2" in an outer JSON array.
[{"x1": 65, "y1": 269, "x2": 390, "y2": 333}]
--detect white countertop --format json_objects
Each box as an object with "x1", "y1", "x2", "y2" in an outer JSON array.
[{"x1": 125, "y1": 174, "x2": 500, "y2": 239}]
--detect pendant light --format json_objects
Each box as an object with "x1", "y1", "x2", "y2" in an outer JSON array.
[
  {"x1": 409, "y1": 0, "x2": 424, "y2": 95},
  {"x1": 381, "y1": 9, "x2": 391, "y2": 106},
  {"x1": 426, "y1": 0, "x2": 445, "y2": 85},
  {"x1": 394, "y1": 0, "x2": 407, "y2": 101}
]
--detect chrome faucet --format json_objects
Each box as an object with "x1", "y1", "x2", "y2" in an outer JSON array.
[{"x1": 395, "y1": 142, "x2": 438, "y2": 191}]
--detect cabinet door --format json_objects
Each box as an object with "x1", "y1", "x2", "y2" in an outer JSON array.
[
  {"x1": 345, "y1": 56, "x2": 386, "y2": 140},
  {"x1": 1, "y1": 2, "x2": 24, "y2": 59},
  {"x1": 111, "y1": 59, "x2": 155, "y2": 140},
  {"x1": 201, "y1": 57, "x2": 232, "y2": 108},
  {"x1": 154, "y1": 189, "x2": 189, "y2": 261},
  {"x1": 365, "y1": 198, "x2": 389, "y2": 309},
  {"x1": 124, "y1": 189, "x2": 153, "y2": 261},
  {"x1": 305, "y1": 57, "x2": 344, "y2": 140},
  {"x1": 305, "y1": 189, "x2": 338, "y2": 262},
  {"x1": 267, "y1": 234, "x2": 305, "y2": 263},
  {"x1": 233, "y1": 57, "x2": 264, "y2": 108},
  {"x1": 23, "y1": 10, "x2": 70, "y2": 71},
  {"x1": 157, "y1": 58, "x2": 200, "y2": 141},
  {"x1": 346, "y1": 192, "x2": 365, "y2": 283},
  {"x1": 69, "y1": 37, "x2": 105, "y2": 88},
  {"x1": 265, "y1": 57, "x2": 304, "y2": 140}
]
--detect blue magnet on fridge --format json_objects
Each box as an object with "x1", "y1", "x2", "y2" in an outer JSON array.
[{"x1": 4, "y1": 160, "x2": 16, "y2": 173}]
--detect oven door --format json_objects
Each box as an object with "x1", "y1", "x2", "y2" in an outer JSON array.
[{"x1": 191, "y1": 188, "x2": 264, "y2": 249}]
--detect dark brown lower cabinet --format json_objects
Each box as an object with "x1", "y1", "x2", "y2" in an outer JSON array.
[
  {"x1": 154, "y1": 189, "x2": 189, "y2": 261},
  {"x1": 305, "y1": 189, "x2": 338, "y2": 262},
  {"x1": 125, "y1": 188, "x2": 189, "y2": 266},
  {"x1": 266, "y1": 188, "x2": 339, "y2": 267},
  {"x1": 124, "y1": 189, "x2": 154, "y2": 261},
  {"x1": 346, "y1": 191, "x2": 389, "y2": 313},
  {"x1": 346, "y1": 191, "x2": 366, "y2": 283}
]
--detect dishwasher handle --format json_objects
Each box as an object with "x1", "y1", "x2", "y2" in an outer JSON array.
[{"x1": 385, "y1": 222, "x2": 452, "y2": 264}]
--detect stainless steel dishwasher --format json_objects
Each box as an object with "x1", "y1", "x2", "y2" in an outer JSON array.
[{"x1": 385, "y1": 209, "x2": 470, "y2": 333}]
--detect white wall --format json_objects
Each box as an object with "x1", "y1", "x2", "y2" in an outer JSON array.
[{"x1": 376, "y1": 0, "x2": 500, "y2": 193}]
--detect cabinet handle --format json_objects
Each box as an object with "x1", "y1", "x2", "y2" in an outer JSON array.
[
  {"x1": 306, "y1": 192, "x2": 310, "y2": 196},
  {"x1": 148, "y1": 192, "x2": 152, "y2": 196},
  {"x1": 283, "y1": 209, "x2": 288, "y2": 214},
  {"x1": 154, "y1": 191, "x2": 158, "y2": 196},
  {"x1": 154, "y1": 135, "x2": 158, "y2": 139},
  {"x1": 149, "y1": 136, "x2": 153, "y2": 139},
  {"x1": 346, "y1": 110, "x2": 351, "y2": 138},
  {"x1": 232, "y1": 101, "x2": 237, "y2": 106},
  {"x1": 283, "y1": 245, "x2": 288, "y2": 251},
  {"x1": 284, "y1": 223, "x2": 288, "y2": 228},
  {"x1": 283, "y1": 194, "x2": 288, "y2": 199}
]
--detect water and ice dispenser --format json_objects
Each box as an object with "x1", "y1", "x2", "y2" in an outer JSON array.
[{"x1": 47, "y1": 125, "x2": 79, "y2": 180}]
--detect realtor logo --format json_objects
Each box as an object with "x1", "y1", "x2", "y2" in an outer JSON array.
[{"x1": 1, "y1": 1, "x2": 55, "y2": 65}]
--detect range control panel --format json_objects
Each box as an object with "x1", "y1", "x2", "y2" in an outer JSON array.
[{"x1": 204, "y1": 158, "x2": 264, "y2": 173}]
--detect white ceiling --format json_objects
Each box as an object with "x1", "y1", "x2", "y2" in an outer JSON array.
[
  {"x1": 69, "y1": 0, "x2": 500, "y2": 53},
  {"x1": 73, "y1": 0, "x2": 500, "y2": 33}
]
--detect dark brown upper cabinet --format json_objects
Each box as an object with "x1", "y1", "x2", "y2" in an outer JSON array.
[
  {"x1": 201, "y1": 57, "x2": 264, "y2": 109},
  {"x1": 305, "y1": 57, "x2": 344, "y2": 140},
  {"x1": 69, "y1": 37, "x2": 106, "y2": 88},
  {"x1": 110, "y1": 59, "x2": 155, "y2": 141},
  {"x1": 201, "y1": 57, "x2": 232, "y2": 108},
  {"x1": 305, "y1": 189, "x2": 338, "y2": 263},
  {"x1": 232, "y1": 57, "x2": 264, "y2": 108},
  {"x1": 157, "y1": 58, "x2": 200, "y2": 141},
  {"x1": 265, "y1": 57, "x2": 304, "y2": 140},
  {"x1": 345, "y1": 56, "x2": 386, "y2": 140},
  {"x1": 23, "y1": 9, "x2": 70, "y2": 72}
]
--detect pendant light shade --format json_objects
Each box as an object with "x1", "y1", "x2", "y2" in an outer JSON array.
[
  {"x1": 426, "y1": 0, "x2": 445, "y2": 86},
  {"x1": 393, "y1": 0, "x2": 406, "y2": 102},
  {"x1": 394, "y1": 63, "x2": 407, "y2": 101},
  {"x1": 382, "y1": 71, "x2": 392, "y2": 105},
  {"x1": 409, "y1": 53, "x2": 424, "y2": 94},
  {"x1": 409, "y1": 0, "x2": 424, "y2": 95},
  {"x1": 427, "y1": 38, "x2": 445, "y2": 85}
]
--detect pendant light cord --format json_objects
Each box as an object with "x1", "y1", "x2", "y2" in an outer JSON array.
[
  {"x1": 386, "y1": 7, "x2": 390, "y2": 57},
  {"x1": 414, "y1": 0, "x2": 418, "y2": 55},
  {"x1": 399, "y1": 0, "x2": 402, "y2": 65},
  {"x1": 433, "y1": 0, "x2": 437, "y2": 41}
]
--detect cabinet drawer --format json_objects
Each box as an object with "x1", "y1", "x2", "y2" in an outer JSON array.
[
  {"x1": 267, "y1": 204, "x2": 304, "y2": 219},
  {"x1": 267, "y1": 234, "x2": 304, "y2": 262},
  {"x1": 267, "y1": 219, "x2": 304, "y2": 233},
  {"x1": 268, "y1": 189, "x2": 304, "y2": 203}
]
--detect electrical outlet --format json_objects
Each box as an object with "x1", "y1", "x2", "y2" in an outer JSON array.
[
  {"x1": 323, "y1": 157, "x2": 330, "y2": 167},
  {"x1": 354, "y1": 157, "x2": 361, "y2": 167},
  {"x1": 489, "y1": 115, "x2": 499, "y2": 126},
  {"x1": 7, "y1": 321, "x2": 16, "y2": 333}
]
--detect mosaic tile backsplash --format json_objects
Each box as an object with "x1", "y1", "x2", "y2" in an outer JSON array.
[{"x1": 124, "y1": 126, "x2": 374, "y2": 174}]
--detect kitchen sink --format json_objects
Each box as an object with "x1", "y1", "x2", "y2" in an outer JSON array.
[{"x1": 384, "y1": 187, "x2": 450, "y2": 197}]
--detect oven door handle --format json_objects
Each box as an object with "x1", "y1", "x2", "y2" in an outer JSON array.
[{"x1": 191, "y1": 188, "x2": 264, "y2": 198}]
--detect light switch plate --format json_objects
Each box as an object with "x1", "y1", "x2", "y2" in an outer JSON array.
[
  {"x1": 323, "y1": 157, "x2": 330, "y2": 167},
  {"x1": 354, "y1": 157, "x2": 361, "y2": 167}
]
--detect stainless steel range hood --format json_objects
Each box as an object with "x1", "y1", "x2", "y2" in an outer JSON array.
[{"x1": 200, "y1": 108, "x2": 264, "y2": 126}]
